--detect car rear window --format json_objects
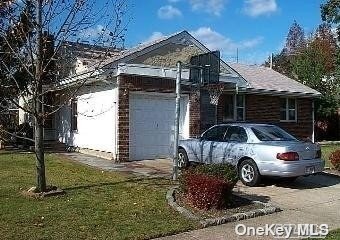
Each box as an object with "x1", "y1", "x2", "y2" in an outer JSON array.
[{"x1": 251, "y1": 126, "x2": 297, "y2": 141}]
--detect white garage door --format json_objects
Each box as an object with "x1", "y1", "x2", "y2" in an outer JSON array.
[{"x1": 130, "y1": 93, "x2": 189, "y2": 160}]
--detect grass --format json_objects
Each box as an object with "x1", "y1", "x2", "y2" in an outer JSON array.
[
  {"x1": 324, "y1": 229, "x2": 340, "y2": 240},
  {"x1": 310, "y1": 229, "x2": 340, "y2": 240},
  {"x1": 321, "y1": 144, "x2": 340, "y2": 168},
  {"x1": 0, "y1": 151, "x2": 197, "y2": 240}
]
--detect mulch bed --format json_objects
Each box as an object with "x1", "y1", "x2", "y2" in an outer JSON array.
[{"x1": 176, "y1": 192, "x2": 263, "y2": 219}]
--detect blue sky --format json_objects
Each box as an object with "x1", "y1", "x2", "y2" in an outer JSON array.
[{"x1": 121, "y1": 0, "x2": 325, "y2": 64}]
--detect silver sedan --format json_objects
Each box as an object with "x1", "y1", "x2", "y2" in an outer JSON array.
[{"x1": 178, "y1": 123, "x2": 325, "y2": 186}]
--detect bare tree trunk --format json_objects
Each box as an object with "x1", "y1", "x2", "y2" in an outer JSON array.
[
  {"x1": 35, "y1": 0, "x2": 46, "y2": 193},
  {"x1": 35, "y1": 115, "x2": 46, "y2": 192}
]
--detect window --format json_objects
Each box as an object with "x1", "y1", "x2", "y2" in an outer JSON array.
[
  {"x1": 280, "y1": 98, "x2": 296, "y2": 121},
  {"x1": 225, "y1": 126, "x2": 248, "y2": 143},
  {"x1": 236, "y1": 95, "x2": 245, "y2": 121},
  {"x1": 71, "y1": 99, "x2": 78, "y2": 131},
  {"x1": 202, "y1": 125, "x2": 229, "y2": 142},
  {"x1": 223, "y1": 94, "x2": 245, "y2": 121}
]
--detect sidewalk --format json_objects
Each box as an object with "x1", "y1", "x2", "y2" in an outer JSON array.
[
  {"x1": 59, "y1": 152, "x2": 172, "y2": 178},
  {"x1": 156, "y1": 174, "x2": 340, "y2": 240}
]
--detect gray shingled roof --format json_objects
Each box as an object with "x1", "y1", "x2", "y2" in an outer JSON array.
[{"x1": 228, "y1": 63, "x2": 321, "y2": 96}]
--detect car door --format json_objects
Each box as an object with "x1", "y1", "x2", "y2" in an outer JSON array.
[
  {"x1": 200, "y1": 125, "x2": 229, "y2": 163},
  {"x1": 223, "y1": 126, "x2": 249, "y2": 165}
]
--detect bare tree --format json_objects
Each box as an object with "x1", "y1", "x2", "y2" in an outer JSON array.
[{"x1": 0, "y1": 0, "x2": 128, "y2": 192}]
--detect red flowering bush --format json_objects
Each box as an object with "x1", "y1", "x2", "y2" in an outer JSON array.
[
  {"x1": 179, "y1": 163, "x2": 238, "y2": 210},
  {"x1": 330, "y1": 150, "x2": 340, "y2": 171}
]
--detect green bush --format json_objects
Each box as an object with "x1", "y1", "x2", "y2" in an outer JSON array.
[{"x1": 179, "y1": 163, "x2": 238, "y2": 210}]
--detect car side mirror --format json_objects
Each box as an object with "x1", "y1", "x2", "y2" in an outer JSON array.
[{"x1": 192, "y1": 135, "x2": 203, "y2": 141}]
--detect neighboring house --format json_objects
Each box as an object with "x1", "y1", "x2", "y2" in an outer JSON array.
[
  {"x1": 43, "y1": 30, "x2": 320, "y2": 162},
  {"x1": 0, "y1": 99, "x2": 19, "y2": 130}
]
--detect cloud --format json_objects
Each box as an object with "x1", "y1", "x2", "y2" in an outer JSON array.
[
  {"x1": 78, "y1": 25, "x2": 105, "y2": 39},
  {"x1": 158, "y1": 5, "x2": 182, "y2": 19},
  {"x1": 168, "y1": 0, "x2": 181, "y2": 2},
  {"x1": 243, "y1": 0, "x2": 278, "y2": 17},
  {"x1": 144, "y1": 32, "x2": 166, "y2": 43},
  {"x1": 190, "y1": 27, "x2": 263, "y2": 54},
  {"x1": 189, "y1": 0, "x2": 226, "y2": 16},
  {"x1": 143, "y1": 27, "x2": 265, "y2": 64}
]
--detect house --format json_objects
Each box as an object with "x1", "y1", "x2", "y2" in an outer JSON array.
[{"x1": 45, "y1": 30, "x2": 321, "y2": 162}]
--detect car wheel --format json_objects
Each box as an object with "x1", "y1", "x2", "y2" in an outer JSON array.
[
  {"x1": 178, "y1": 148, "x2": 189, "y2": 169},
  {"x1": 239, "y1": 159, "x2": 261, "y2": 187}
]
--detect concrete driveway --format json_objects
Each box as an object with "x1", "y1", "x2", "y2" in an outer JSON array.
[{"x1": 158, "y1": 173, "x2": 340, "y2": 240}]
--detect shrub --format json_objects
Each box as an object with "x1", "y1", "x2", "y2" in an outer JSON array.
[
  {"x1": 179, "y1": 163, "x2": 238, "y2": 210},
  {"x1": 330, "y1": 150, "x2": 340, "y2": 171},
  {"x1": 192, "y1": 163, "x2": 239, "y2": 183}
]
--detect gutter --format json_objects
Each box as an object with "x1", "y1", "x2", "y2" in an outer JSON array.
[{"x1": 244, "y1": 88, "x2": 322, "y2": 99}]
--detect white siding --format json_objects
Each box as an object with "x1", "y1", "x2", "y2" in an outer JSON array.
[{"x1": 57, "y1": 86, "x2": 118, "y2": 155}]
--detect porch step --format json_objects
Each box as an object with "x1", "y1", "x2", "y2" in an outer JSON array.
[{"x1": 43, "y1": 141, "x2": 67, "y2": 153}]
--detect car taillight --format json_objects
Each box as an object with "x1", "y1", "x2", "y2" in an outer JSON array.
[
  {"x1": 316, "y1": 149, "x2": 322, "y2": 158},
  {"x1": 277, "y1": 152, "x2": 299, "y2": 161}
]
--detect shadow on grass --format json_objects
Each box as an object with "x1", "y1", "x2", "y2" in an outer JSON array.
[
  {"x1": 63, "y1": 176, "x2": 174, "y2": 191},
  {"x1": 0, "y1": 149, "x2": 34, "y2": 156}
]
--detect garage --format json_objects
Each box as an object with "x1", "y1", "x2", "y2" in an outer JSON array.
[{"x1": 129, "y1": 92, "x2": 190, "y2": 160}]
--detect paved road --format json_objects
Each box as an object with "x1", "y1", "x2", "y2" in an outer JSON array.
[{"x1": 157, "y1": 174, "x2": 340, "y2": 240}]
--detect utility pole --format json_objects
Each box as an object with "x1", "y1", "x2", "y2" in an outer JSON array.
[
  {"x1": 173, "y1": 61, "x2": 181, "y2": 181},
  {"x1": 270, "y1": 53, "x2": 273, "y2": 69},
  {"x1": 236, "y1": 48, "x2": 239, "y2": 63}
]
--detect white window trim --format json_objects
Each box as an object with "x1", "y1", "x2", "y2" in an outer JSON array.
[
  {"x1": 223, "y1": 94, "x2": 246, "y2": 122},
  {"x1": 280, "y1": 98, "x2": 297, "y2": 123}
]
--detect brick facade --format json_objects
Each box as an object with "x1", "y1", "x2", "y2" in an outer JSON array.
[
  {"x1": 217, "y1": 94, "x2": 313, "y2": 140},
  {"x1": 189, "y1": 93, "x2": 201, "y2": 137},
  {"x1": 117, "y1": 76, "x2": 314, "y2": 162},
  {"x1": 246, "y1": 95, "x2": 313, "y2": 140}
]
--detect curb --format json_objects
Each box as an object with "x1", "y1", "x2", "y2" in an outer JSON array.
[{"x1": 166, "y1": 187, "x2": 281, "y2": 228}]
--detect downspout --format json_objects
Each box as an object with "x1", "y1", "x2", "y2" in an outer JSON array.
[{"x1": 312, "y1": 100, "x2": 315, "y2": 143}]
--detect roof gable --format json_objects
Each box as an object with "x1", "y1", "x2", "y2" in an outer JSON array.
[{"x1": 102, "y1": 31, "x2": 240, "y2": 77}]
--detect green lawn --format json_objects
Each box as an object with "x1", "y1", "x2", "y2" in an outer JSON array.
[
  {"x1": 321, "y1": 144, "x2": 340, "y2": 168},
  {"x1": 324, "y1": 229, "x2": 340, "y2": 240},
  {"x1": 311, "y1": 229, "x2": 340, "y2": 240},
  {"x1": 0, "y1": 151, "x2": 197, "y2": 240}
]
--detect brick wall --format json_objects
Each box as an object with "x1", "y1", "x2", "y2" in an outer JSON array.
[
  {"x1": 117, "y1": 78, "x2": 130, "y2": 162},
  {"x1": 246, "y1": 95, "x2": 313, "y2": 140},
  {"x1": 189, "y1": 93, "x2": 201, "y2": 137},
  {"x1": 116, "y1": 75, "x2": 197, "y2": 162},
  {"x1": 217, "y1": 94, "x2": 313, "y2": 140}
]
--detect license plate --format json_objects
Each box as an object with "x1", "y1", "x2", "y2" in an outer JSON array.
[{"x1": 305, "y1": 166, "x2": 315, "y2": 174}]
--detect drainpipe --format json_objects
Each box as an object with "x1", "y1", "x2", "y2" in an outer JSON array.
[{"x1": 173, "y1": 61, "x2": 182, "y2": 181}]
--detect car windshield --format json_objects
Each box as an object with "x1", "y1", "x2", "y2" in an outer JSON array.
[{"x1": 251, "y1": 125, "x2": 297, "y2": 141}]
